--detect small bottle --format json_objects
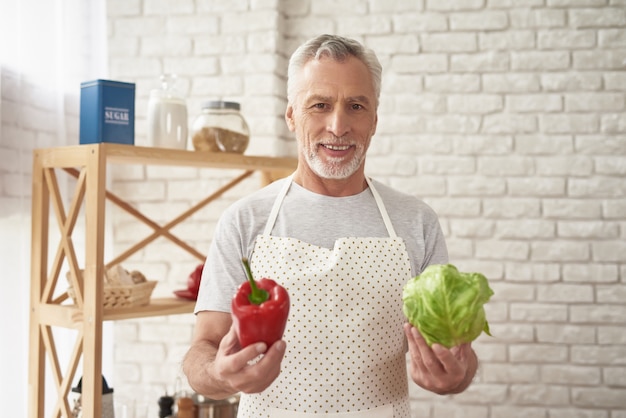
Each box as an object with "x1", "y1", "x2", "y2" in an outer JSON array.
[
  {"x1": 158, "y1": 393, "x2": 174, "y2": 418},
  {"x1": 176, "y1": 396, "x2": 195, "y2": 418},
  {"x1": 191, "y1": 101, "x2": 250, "y2": 153},
  {"x1": 147, "y1": 74, "x2": 188, "y2": 149}
]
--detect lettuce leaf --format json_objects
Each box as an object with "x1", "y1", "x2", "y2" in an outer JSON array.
[{"x1": 402, "y1": 264, "x2": 494, "y2": 348}]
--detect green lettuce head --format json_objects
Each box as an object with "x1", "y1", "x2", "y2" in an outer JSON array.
[{"x1": 402, "y1": 264, "x2": 494, "y2": 348}]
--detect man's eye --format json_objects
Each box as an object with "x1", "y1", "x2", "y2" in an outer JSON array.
[
  {"x1": 351, "y1": 104, "x2": 364, "y2": 110},
  {"x1": 313, "y1": 103, "x2": 326, "y2": 109}
]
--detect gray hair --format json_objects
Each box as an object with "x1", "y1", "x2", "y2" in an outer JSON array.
[{"x1": 286, "y1": 34, "x2": 382, "y2": 107}]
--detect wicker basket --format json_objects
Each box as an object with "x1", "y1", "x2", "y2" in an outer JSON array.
[{"x1": 67, "y1": 270, "x2": 157, "y2": 309}]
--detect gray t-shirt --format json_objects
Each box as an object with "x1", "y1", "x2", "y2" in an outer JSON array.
[{"x1": 195, "y1": 177, "x2": 448, "y2": 313}]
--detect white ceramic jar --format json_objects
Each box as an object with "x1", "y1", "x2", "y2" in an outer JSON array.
[{"x1": 147, "y1": 74, "x2": 188, "y2": 149}]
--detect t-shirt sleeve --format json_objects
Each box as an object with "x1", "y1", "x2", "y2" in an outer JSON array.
[
  {"x1": 194, "y1": 208, "x2": 247, "y2": 314},
  {"x1": 419, "y1": 205, "x2": 449, "y2": 272},
  {"x1": 374, "y1": 180, "x2": 448, "y2": 275},
  {"x1": 193, "y1": 179, "x2": 283, "y2": 314}
]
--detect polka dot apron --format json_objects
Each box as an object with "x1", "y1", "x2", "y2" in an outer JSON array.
[{"x1": 239, "y1": 177, "x2": 412, "y2": 418}]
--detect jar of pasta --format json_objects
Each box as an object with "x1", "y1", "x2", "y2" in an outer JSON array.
[{"x1": 191, "y1": 101, "x2": 250, "y2": 153}]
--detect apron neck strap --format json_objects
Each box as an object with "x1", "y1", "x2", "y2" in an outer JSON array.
[
  {"x1": 263, "y1": 174, "x2": 293, "y2": 235},
  {"x1": 365, "y1": 176, "x2": 398, "y2": 238},
  {"x1": 263, "y1": 175, "x2": 398, "y2": 238}
]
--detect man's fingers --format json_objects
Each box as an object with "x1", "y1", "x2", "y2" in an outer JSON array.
[
  {"x1": 404, "y1": 323, "x2": 475, "y2": 394},
  {"x1": 231, "y1": 340, "x2": 286, "y2": 394},
  {"x1": 218, "y1": 324, "x2": 239, "y2": 354},
  {"x1": 410, "y1": 326, "x2": 445, "y2": 375},
  {"x1": 261, "y1": 340, "x2": 286, "y2": 364},
  {"x1": 217, "y1": 326, "x2": 265, "y2": 371}
]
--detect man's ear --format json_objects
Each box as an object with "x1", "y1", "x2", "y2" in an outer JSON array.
[
  {"x1": 371, "y1": 113, "x2": 378, "y2": 136},
  {"x1": 285, "y1": 105, "x2": 295, "y2": 132}
]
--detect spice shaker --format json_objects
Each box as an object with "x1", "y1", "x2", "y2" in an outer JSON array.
[
  {"x1": 191, "y1": 101, "x2": 250, "y2": 153},
  {"x1": 147, "y1": 74, "x2": 188, "y2": 149},
  {"x1": 70, "y1": 375, "x2": 115, "y2": 418},
  {"x1": 176, "y1": 396, "x2": 196, "y2": 418},
  {"x1": 158, "y1": 393, "x2": 174, "y2": 418}
]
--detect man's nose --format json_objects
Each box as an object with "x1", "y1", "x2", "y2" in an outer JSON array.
[{"x1": 326, "y1": 108, "x2": 350, "y2": 138}]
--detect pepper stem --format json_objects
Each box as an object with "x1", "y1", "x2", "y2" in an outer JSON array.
[{"x1": 242, "y1": 258, "x2": 269, "y2": 305}]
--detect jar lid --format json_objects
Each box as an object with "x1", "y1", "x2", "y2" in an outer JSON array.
[
  {"x1": 150, "y1": 73, "x2": 185, "y2": 102},
  {"x1": 201, "y1": 100, "x2": 241, "y2": 111}
]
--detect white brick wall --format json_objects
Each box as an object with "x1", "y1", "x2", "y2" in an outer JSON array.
[{"x1": 106, "y1": 1, "x2": 626, "y2": 416}]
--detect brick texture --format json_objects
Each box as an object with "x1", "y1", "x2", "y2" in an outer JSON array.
[{"x1": 102, "y1": 1, "x2": 626, "y2": 416}]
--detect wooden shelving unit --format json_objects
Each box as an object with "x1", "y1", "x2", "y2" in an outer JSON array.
[{"x1": 28, "y1": 143, "x2": 297, "y2": 418}]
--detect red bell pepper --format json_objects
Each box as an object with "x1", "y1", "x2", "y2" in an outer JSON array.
[
  {"x1": 187, "y1": 264, "x2": 203, "y2": 297},
  {"x1": 231, "y1": 258, "x2": 290, "y2": 348}
]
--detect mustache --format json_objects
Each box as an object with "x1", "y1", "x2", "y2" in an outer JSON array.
[{"x1": 318, "y1": 136, "x2": 353, "y2": 145}]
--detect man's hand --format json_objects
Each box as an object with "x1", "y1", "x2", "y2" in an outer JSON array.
[
  {"x1": 183, "y1": 311, "x2": 286, "y2": 399},
  {"x1": 212, "y1": 324, "x2": 286, "y2": 395},
  {"x1": 404, "y1": 323, "x2": 477, "y2": 395}
]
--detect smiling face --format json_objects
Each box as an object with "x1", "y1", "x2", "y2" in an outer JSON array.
[{"x1": 285, "y1": 55, "x2": 378, "y2": 192}]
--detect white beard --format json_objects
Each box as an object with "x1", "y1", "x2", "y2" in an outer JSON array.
[{"x1": 305, "y1": 144, "x2": 365, "y2": 179}]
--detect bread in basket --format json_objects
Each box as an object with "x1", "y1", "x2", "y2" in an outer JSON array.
[{"x1": 67, "y1": 265, "x2": 157, "y2": 309}]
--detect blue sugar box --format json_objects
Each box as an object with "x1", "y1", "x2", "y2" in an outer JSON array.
[{"x1": 79, "y1": 79, "x2": 135, "y2": 145}]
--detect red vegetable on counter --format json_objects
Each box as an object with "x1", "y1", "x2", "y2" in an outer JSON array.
[
  {"x1": 173, "y1": 263, "x2": 204, "y2": 301},
  {"x1": 231, "y1": 258, "x2": 290, "y2": 348},
  {"x1": 188, "y1": 264, "x2": 203, "y2": 296}
]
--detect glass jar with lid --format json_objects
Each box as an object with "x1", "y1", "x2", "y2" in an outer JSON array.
[
  {"x1": 191, "y1": 101, "x2": 250, "y2": 154},
  {"x1": 147, "y1": 74, "x2": 188, "y2": 149}
]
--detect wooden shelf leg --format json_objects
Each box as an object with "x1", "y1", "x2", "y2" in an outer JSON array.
[
  {"x1": 29, "y1": 151, "x2": 49, "y2": 417},
  {"x1": 80, "y1": 145, "x2": 107, "y2": 416}
]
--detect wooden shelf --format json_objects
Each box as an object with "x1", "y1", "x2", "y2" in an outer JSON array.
[
  {"x1": 37, "y1": 142, "x2": 298, "y2": 171},
  {"x1": 28, "y1": 143, "x2": 297, "y2": 418},
  {"x1": 37, "y1": 298, "x2": 196, "y2": 328}
]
